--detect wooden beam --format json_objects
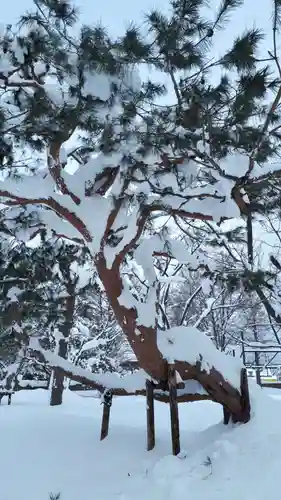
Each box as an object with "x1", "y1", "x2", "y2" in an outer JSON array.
[{"x1": 261, "y1": 382, "x2": 281, "y2": 389}]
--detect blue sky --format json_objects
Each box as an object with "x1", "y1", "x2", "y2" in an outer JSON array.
[{"x1": 2, "y1": 0, "x2": 274, "y2": 50}]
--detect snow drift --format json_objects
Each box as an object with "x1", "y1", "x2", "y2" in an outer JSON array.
[{"x1": 0, "y1": 386, "x2": 280, "y2": 500}]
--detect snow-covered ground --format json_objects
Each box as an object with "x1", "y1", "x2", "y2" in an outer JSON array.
[{"x1": 0, "y1": 387, "x2": 280, "y2": 500}]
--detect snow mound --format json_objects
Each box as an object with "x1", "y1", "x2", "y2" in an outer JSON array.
[{"x1": 121, "y1": 386, "x2": 281, "y2": 500}]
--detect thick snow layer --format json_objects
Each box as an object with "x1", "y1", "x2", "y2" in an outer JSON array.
[
  {"x1": 18, "y1": 379, "x2": 48, "y2": 388},
  {"x1": 0, "y1": 387, "x2": 281, "y2": 500},
  {"x1": 219, "y1": 151, "x2": 250, "y2": 177},
  {"x1": 134, "y1": 234, "x2": 205, "y2": 287},
  {"x1": 157, "y1": 326, "x2": 243, "y2": 388}
]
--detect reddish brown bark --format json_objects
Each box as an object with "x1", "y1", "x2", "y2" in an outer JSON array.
[
  {"x1": 95, "y1": 254, "x2": 166, "y2": 380},
  {"x1": 0, "y1": 191, "x2": 92, "y2": 242}
]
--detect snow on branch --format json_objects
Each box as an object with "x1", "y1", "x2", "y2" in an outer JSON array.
[
  {"x1": 134, "y1": 234, "x2": 207, "y2": 286},
  {"x1": 30, "y1": 338, "x2": 148, "y2": 393},
  {"x1": 0, "y1": 190, "x2": 93, "y2": 242},
  {"x1": 118, "y1": 279, "x2": 157, "y2": 328},
  {"x1": 28, "y1": 339, "x2": 209, "y2": 399},
  {"x1": 157, "y1": 326, "x2": 243, "y2": 389},
  {"x1": 0, "y1": 174, "x2": 115, "y2": 250},
  {"x1": 114, "y1": 232, "x2": 213, "y2": 330},
  {"x1": 149, "y1": 192, "x2": 241, "y2": 223}
]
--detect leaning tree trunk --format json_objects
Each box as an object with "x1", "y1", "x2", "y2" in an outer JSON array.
[
  {"x1": 96, "y1": 254, "x2": 250, "y2": 423},
  {"x1": 50, "y1": 290, "x2": 75, "y2": 406}
]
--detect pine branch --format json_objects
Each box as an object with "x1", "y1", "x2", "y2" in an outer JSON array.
[
  {"x1": 221, "y1": 28, "x2": 264, "y2": 72},
  {"x1": 272, "y1": 0, "x2": 281, "y2": 30},
  {"x1": 214, "y1": 0, "x2": 244, "y2": 29},
  {"x1": 270, "y1": 0, "x2": 281, "y2": 78}
]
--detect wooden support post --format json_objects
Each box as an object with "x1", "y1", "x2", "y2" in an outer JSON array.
[
  {"x1": 223, "y1": 406, "x2": 231, "y2": 425},
  {"x1": 146, "y1": 379, "x2": 155, "y2": 451},
  {"x1": 100, "y1": 389, "x2": 113, "y2": 441},
  {"x1": 168, "y1": 366, "x2": 180, "y2": 456},
  {"x1": 240, "y1": 368, "x2": 251, "y2": 423},
  {"x1": 255, "y1": 367, "x2": 261, "y2": 386}
]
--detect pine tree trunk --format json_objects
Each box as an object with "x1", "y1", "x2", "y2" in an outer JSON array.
[
  {"x1": 50, "y1": 338, "x2": 68, "y2": 406},
  {"x1": 50, "y1": 290, "x2": 75, "y2": 407}
]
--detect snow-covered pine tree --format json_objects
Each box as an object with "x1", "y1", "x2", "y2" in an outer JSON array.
[
  {"x1": 0, "y1": 233, "x2": 126, "y2": 400},
  {"x1": 0, "y1": 235, "x2": 45, "y2": 388},
  {"x1": 2, "y1": 0, "x2": 281, "y2": 421}
]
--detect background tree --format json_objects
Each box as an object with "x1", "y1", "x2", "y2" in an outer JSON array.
[{"x1": 0, "y1": 234, "x2": 130, "y2": 398}]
